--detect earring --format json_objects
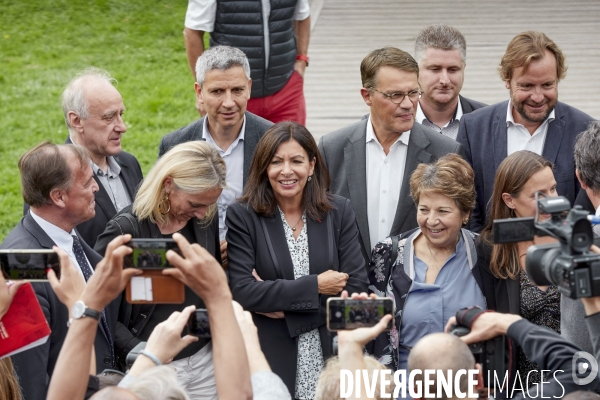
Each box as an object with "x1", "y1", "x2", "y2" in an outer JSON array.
[
  {"x1": 463, "y1": 218, "x2": 469, "y2": 225},
  {"x1": 158, "y1": 191, "x2": 171, "y2": 215},
  {"x1": 308, "y1": 176, "x2": 312, "y2": 182}
]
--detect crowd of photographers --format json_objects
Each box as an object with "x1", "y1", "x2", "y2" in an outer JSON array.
[{"x1": 4, "y1": 16, "x2": 600, "y2": 400}]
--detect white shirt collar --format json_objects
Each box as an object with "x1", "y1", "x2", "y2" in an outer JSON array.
[
  {"x1": 29, "y1": 210, "x2": 76, "y2": 252},
  {"x1": 416, "y1": 99, "x2": 464, "y2": 126},
  {"x1": 202, "y1": 115, "x2": 246, "y2": 153},
  {"x1": 365, "y1": 115, "x2": 411, "y2": 147},
  {"x1": 506, "y1": 100, "x2": 555, "y2": 127}
]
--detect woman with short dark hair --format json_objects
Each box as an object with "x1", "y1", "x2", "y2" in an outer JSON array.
[
  {"x1": 369, "y1": 153, "x2": 486, "y2": 373},
  {"x1": 226, "y1": 122, "x2": 368, "y2": 399}
]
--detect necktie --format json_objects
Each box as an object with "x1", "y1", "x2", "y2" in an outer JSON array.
[{"x1": 72, "y1": 235, "x2": 115, "y2": 367}]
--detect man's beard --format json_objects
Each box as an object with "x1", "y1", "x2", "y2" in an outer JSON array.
[{"x1": 513, "y1": 97, "x2": 556, "y2": 124}]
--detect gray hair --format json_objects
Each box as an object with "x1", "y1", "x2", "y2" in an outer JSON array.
[
  {"x1": 127, "y1": 366, "x2": 189, "y2": 400},
  {"x1": 62, "y1": 67, "x2": 117, "y2": 132},
  {"x1": 195, "y1": 45, "x2": 251, "y2": 86},
  {"x1": 414, "y1": 24, "x2": 467, "y2": 64},
  {"x1": 574, "y1": 121, "x2": 600, "y2": 195}
]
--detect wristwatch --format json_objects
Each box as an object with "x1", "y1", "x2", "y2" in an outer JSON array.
[{"x1": 68, "y1": 300, "x2": 101, "y2": 327}]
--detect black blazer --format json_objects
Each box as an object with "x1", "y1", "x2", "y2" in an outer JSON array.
[
  {"x1": 158, "y1": 111, "x2": 273, "y2": 185},
  {"x1": 459, "y1": 95, "x2": 487, "y2": 113},
  {"x1": 0, "y1": 212, "x2": 118, "y2": 400},
  {"x1": 226, "y1": 195, "x2": 369, "y2": 394},
  {"x1": 65, "y1": 137, "x2": 144, "y2": 247},
  {"x1": 94, "y1": 206, "x2": 221, "y2": 364}
]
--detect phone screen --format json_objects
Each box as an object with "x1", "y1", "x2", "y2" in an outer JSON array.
[
  {"x1": 125, "y1": 239, "x2": 180, "y2": 269},
  {"x1": 0, "y1": 250, "x2": 60, "y2": 281},
  {"x1": 187, "y1": 308, "x2": 211, "y2": 338},
  {"x1": 327, "y1": 298, "x2": 393, "y2": 331}
]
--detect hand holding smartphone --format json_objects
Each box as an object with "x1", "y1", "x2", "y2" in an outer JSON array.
[
  {"x1": 326, "y1": 297, "x2": 393, "y2": 331},
  {"x1": 0, "y1": 250, "x2": 60, "y2": 281}
]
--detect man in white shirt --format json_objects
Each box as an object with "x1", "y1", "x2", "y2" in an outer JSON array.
[
  {"x1": 159, "y1": 46, "x2": 273, "y2": 267},
  {"x1": 457, "y1": 31, "x2": 595, "y2": 232},
  {"x1": 183, "y1": 0, "x2": 310, "y2": 125},
  {"x1": 1, "y1": 142, "x2": 118, "y2": 400},
  {"x1": 319, "y1": 47, "x2": 465, "y2": 263},
  {"x1": 414, "y1": 24, "x2": 486, "y2": 141}
]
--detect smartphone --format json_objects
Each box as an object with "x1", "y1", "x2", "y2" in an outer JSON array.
[
  {"x1": 0, "y1": 249, "x2": 60, "y2": 281},
  {"x1": 125, "y1": 239, "x2": 180, "y2": 269},
  {"x1": 187, "y1": 308, "x2": 211, "y2": 338},
  {"x1": 326, "y1": 297, "x2": 394, "y2": 331}
]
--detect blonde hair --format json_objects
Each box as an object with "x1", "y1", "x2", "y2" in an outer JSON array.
[
  {"x1": 315, "y1": 355, "x2": 393, "y2": 400},
  {"x1": 0, "y1": 358, "x2": 22, "y2": 400},
  {"x1": 133, "y1": 141, "x2": 227, "y2": 225}
]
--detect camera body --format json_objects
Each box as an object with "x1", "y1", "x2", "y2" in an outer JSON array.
[
  {"x1": 449, "y1": 324, "x2": 507, "y2": 388},
  {"x1": 493, "y1": 196, "x2": 600, "y2": 299}
]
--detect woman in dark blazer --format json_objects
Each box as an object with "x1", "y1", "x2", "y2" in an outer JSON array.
[
  {"x1": 226, "y1": 122, "x2": 369, "y2": 399},
  {"x1": 94, "y1": 141, "x2": 226, "y2": 396}
]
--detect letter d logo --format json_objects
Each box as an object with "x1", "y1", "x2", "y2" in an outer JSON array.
[{"x1": 572, "y1": 351, "x2": 599, "y2": 385}]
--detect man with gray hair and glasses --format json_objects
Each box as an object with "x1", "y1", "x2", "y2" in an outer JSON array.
[
  {"x1": 414, "y1": 24, "x2": 486, "y2": 140},
  {"x1": 319, "y1": 47, "x2": 465, "y2": 264},
  {"x1": 159, "y1": 45, "x2": 273, "y2": 268},
  {"x1": 61, "y1": 67, "x2": 143, "y2": 247}
]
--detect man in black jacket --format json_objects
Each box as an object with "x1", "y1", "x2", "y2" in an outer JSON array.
[
  {"x1": 62, "y1": 68, "x2": 143, "y2": 247},
  {"x1": 160, "y1": 46, "x2": 273, "y2": 266},
  {"x1": 406, "y1": 309, "x2": 600, "y2": 399}
]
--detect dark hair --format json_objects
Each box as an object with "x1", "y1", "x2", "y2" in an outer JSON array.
[
  {"x1": 481, "y1": 150, "x2": 553, "y2": 279},
  {"x1": 409, "y1": 153, "x2": 475, "y2": 217},
  {"x1": 241, "y1": 122, "x2": 332, "y2": 219},
  {"x1": 574, "y1": 121, "x2": 600, "y2": 195},
  {"x1": 499, "y1": 31, "x2": 567, "y2": 82},
  {"x1": 19, "y1": 141, "x2": 89, "y2": 208},
  {"x1": 360, "y1": 47, "x2": 419, "y2": 89}
]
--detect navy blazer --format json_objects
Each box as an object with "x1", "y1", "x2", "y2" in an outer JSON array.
[
  {"x1": 158, "y1": 111, "x2": 273, "y2": 185},
  {"x1": 457, "y1": 101, "x2": 594, "y2": 232},
  {"x1": 226, "y1": 195, "x2": 369, "y2": 394},
  {"x1": 0, "y1": 212, "x2": 118, "y2": 400}
]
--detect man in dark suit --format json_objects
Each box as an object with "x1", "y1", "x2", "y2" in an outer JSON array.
[
  {"x1": 1, "y1": 142, "x2": 119, "y2": 400},
  {"x1": 319, "y1": 47, "x2": 465, "y2": 263},
  {"x1": 414, "y1": 24, "x2": 486, "y2": 140},
  {"x1": 457, "y1": 31, "x2": 595, "y2": 232},
  {"x1": 61, "y1": 68, "x2": 143, "y2": 247},
  {"x1": 160, "y1": 46, "x2": 273, "y2": 266}
]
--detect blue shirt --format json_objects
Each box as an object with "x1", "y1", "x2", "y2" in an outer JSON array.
[{"x1": 397, "y1": 234, "x2": 486, "y2": 372}]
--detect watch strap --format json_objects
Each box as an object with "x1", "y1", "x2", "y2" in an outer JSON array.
[{"x1": 296, "y1": 54, "x2": 309, "y2": 66}]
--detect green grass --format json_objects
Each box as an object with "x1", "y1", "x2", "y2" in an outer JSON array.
[{"x1": 0, "y1": 0, "x2": 208, "y2": 240}]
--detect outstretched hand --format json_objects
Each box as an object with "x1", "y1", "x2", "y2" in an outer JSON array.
[
  {"x1": 48, "y1": 246, "x2": 86, "y2": 311},
  {"x1": 145, "y1": 305, "x2": 199, "y2": 364},
  {"x1": 81, "y1": 234, "x2": 142, "y2": 311},
  {"x1": 445, "y1": 312, "x2": 522, "y2": 344},
  {"x1": 337, "y1": 290, "x2": 392, "y2": 347}
]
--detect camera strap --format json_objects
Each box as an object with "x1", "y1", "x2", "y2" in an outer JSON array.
[{"x1": 455, "y1": 306, "x2": 490, "y2": 329}]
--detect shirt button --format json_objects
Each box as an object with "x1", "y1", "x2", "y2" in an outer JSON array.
[
  {"x1": 381, "y1": 218, "x2": 385, "y2": 223},
  {"x1": 307, "y1": 302, "x2": 312, "y2": 307},
  {"x1": 291, "y1": 305, "x2": 296, "y2": 310},
  {"x1": 384, "y1": 159, "x2": 388, "y2": 164},
  {"x1": 301, "y1": 327, "x2": 307, "y2": 332},
  {"x1": 103, "y1": 356, "x2": 111, "y2": 364},
  {"x1": 296, "y1": 329, "x2": 301, "y2": 335},
  {"x1": 383, "y1": 189, "x2": 387, "y2": 193}
]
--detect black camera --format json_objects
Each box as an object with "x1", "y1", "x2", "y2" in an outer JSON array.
[
  {"x1": 493, "y1": 196, "x2": 600, "y2": 299},
  {"x1": 449, "y1": 308, "x2": 509, "y2": 388}
]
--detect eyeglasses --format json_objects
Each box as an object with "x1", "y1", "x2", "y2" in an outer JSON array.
[{"x1": 369, "y1": 87, "x2": 422, "y2": 104}]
